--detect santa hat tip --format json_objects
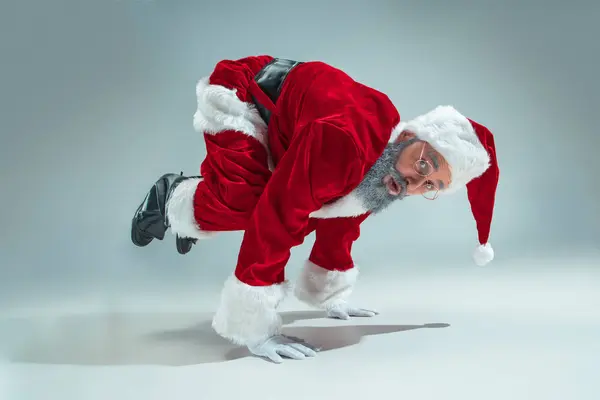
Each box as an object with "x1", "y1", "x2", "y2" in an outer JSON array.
[{"x1": 473, "y1": 243, "x2": 494, "y2": 266}]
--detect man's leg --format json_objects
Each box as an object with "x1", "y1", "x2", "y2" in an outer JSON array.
[
  {"x1": 131, "y1": 55, "x2": 275, "y2": 253},
  {"x1": 130, "y1": 128, "x2": 272, "y2": 254}
]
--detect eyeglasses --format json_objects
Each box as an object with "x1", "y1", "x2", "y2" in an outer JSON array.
[{"x1": 413, "y1": 142, "x2": 440, "y2": 200}]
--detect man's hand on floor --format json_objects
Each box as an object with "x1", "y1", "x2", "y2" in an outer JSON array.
[
  {"x1": 247, "y1": 334, "x2": 320, "y2": 363},
  {"x1": 325, "y1": 301, "x2": 379, "y2": 320}
]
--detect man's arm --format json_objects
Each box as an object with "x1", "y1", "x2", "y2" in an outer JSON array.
[
  {"x1": 235, "y1": 121, "x2": 364, "y2": 284},
  {"x1": 211, "y1": 120, "x2": 365, "y2": 346},
  {"x1": 309, "y1": 215, "x2": 370, "y2": 272},
  {"x1": 294, "y1": 214, "x2": 373, "y2": 312}
]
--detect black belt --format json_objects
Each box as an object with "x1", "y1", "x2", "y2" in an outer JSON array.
[{"x1": 252, "y1": 58, "x2": 302, "y2": 124}]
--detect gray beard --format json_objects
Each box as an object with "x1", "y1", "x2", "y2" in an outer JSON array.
[{"x1": 354, "y1": 138, "x2": 418, "y2": 214}]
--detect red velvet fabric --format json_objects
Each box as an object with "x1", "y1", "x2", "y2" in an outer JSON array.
[
  {"x1": 466, "y1": 119, "x2": 500, "y2": 245},
  {"x1": 192, "y1": 56, "x2": 401, "y2": 287},
  {"x1": 192, "y1": 55, "x2": 274, "y2": 231},
  {"x1": 307, "y1": 214, "x2": 371, "y2": 272},
  {"x1": 193, "y1": 130, "x2": 272, "y2": 231},
  {"x1": 234, "y1": 121, "x2": 370, "y2": 286}
]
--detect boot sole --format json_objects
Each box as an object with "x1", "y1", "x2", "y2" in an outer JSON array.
[{"x1": 131, "y1": 201, "x2": 156, "y2": 247}]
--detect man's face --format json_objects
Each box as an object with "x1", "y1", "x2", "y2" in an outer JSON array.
[
  {"x1": 354, "y1": 129, "x2": 452, "y2": 214},
  {"x1": 385, "y1": 130, "x2": 452, "y2": 198}
]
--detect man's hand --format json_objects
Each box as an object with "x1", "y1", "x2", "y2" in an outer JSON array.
[
  {"x1": 325, "y1": 301, "x2": 378, "y2": 320},
  {"x1": 247, "y1": 334, "x2": 319, "y2": 363}
]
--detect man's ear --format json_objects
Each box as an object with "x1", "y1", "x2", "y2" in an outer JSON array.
[{"x1": 398, "y1": 129, "x2": 416, "y2": 141}]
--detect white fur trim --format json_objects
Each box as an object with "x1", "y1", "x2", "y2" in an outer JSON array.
[
  {"x1": 211, "y1": 274, "x2": 291, "y2": 346},
  {"x1": 397, "y1": 105, "x2": 490, "y2": 193},
  {"x1": 309, "y1": 193, "x2": 369, "y2": 219},
  {"x1": 388, "y1": 122, "x2": 404, "y2": 144},
  {"x1": 193, "y1": 77, "x2": 274, "y2": 170},
  {"x1": 294, "y1": 260, "x2": 359, "y2": 309},
  {"x1": 473, "y1": 243, "x2": 494, "y2": 266},
  {"x1": 165, "y1": 177, "x2": 217, "y2": 240}
]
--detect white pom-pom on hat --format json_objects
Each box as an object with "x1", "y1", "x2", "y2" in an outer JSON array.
[{"x1": 473, "y1": 243, "x2": 494, "y2": 266}]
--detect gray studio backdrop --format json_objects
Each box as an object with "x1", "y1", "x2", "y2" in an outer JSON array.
[{"x1": 1, "y1": 0, "x2": 598, "y2": 305}]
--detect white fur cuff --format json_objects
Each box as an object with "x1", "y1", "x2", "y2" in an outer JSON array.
[
  {"x1": 193, "y1": 77, "x2": 268, "y2": 146},
  {"x1": 294, "y1": 260, "x2": 359, "y2": 309},
  {"x1": 165, "y1": 178, "x2": 216, "y2": 240},
  {"x1": 211, "y1": 274, "x2": 291, "y2": 346},
  {"x1": 192, "y1": 77, "x2": 273, "y2": 170}
]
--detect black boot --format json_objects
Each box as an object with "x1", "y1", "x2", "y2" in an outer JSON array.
[{"x1": 131, "y1": 172, "x2": 199, "y2": 255}]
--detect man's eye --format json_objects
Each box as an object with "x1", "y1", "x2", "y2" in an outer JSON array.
[{"x1": 417, "y1": 160, "x2": 430, "y2": 174}]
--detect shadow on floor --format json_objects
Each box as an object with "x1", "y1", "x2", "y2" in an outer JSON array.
[{"x1": 3, "y1": 310, "x2": 450, "y2": 366}]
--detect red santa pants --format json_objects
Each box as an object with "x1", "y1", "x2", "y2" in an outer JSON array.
[
  {"x1": 191, "y1": 55, "x2": 274, "y2": 233},
  {"x1": 193, "y1": 129, "x2": 272, "y2": 232},
  {"x1": 162, "y1": 56, "x2": 273, "y2": 239}
]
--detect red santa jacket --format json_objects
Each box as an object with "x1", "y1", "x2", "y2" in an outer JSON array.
[{"x1": 207, "y1": 55, "x2": 402, "y2": 287}]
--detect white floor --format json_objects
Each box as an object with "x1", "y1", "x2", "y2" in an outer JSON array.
[{"x1": 1, "y1": 253, "x2": 599, "y2": 400}]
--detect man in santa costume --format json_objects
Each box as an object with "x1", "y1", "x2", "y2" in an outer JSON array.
[{"x1": 131, "y1": 55, "x2": 500, "y2": 363}]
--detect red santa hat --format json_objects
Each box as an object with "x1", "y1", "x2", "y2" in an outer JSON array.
[{"x1": 397, "y1": 106, "x2": 500, "y2": 266}]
